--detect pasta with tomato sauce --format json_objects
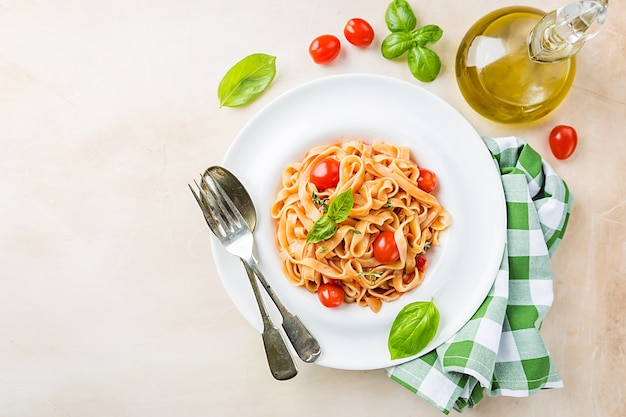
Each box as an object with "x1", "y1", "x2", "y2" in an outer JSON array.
[{"x1": 270, "y1": 140, "x2": 450, "y2": 313}]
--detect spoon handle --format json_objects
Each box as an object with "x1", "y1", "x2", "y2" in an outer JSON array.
[
  {"x1": 247, "y1": 259, "x2": 322, "y2": 363},
  {"x1": 242, "y1": 261, "x2": 297, "y2": 380}
]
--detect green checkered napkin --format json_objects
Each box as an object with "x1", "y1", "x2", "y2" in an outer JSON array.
[{"x1": 387, "y1": 136, "x2": 573, "y2": 414}]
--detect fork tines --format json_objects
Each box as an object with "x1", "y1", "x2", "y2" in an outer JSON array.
[{"x1": 189, "y1": 174, "x2": 245, "y2": 238}]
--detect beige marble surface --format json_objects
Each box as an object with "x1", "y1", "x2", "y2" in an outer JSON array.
[{"x1": 1, "y1": 0, "x2": 624, "y2": 416}]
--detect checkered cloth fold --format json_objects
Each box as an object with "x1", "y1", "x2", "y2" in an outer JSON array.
[{"x1": 387, "y1": 136, "x2": 573, "y2": 414}]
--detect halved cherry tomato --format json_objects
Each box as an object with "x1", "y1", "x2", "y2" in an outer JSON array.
[
  {"x1": 373, "y1": 230, "x2": 400, "y2": 264},
  {"x1": 416, "y1": 254, "x2": 427, "y2": 273},
  {"x1": 344, "y1": 18, "x2": 375, "y2": 47},
  {"x1": 310, "y1": 158, "x2": 340, "y2": 190},
  {"x1": 318, "y1": 283, "x2": 344, "y2": 308},
  {"x1": 417, "y1": 168, "x2": 437, "y2": 193},
  {"x1": 549, "y1": 125, "x2": 578, "y2": 160},
  {"x1": 309, "y1": 34, "x2": 341, "y2": 64}
]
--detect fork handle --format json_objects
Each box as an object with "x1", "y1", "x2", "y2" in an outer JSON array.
[
  {"x1": 242, "y1": 262, "x2": 297, "y2": 380},
  {"x1": 246, "y1": 259, "x2": 322, "y2": 363}
]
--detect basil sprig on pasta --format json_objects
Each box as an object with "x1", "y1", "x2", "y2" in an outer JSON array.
[
  {"x1": 306, "y1": 189, "x2": 354, "y2": 243},
  {"x1": 388, "y1": 298, "x2": 440, "y2": 359}
]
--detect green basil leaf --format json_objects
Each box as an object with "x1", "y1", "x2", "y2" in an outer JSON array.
[
  {"x1": 388, "y1": 299, "x2": 440, "y2": 360},
  {"x1": 217, "y1": 53, "x2": 276, "y2": 108},
  {"x1": 407, "y1": 47, "x2": 441, "y2": 83},
  {"x1": 412, "y1": 24, "x2": 443, "y2": 47},
  {"x1": 381, "y1": 32, "x2": 415, "y2": 59},
  {"x1": 306, "y1": 214, "x2": 338, "y2": 243},
  {"x1": 326, "y1": 188, "x2": 354, "y2": 223},
  {"x1": 385, "y1": 0, "x2": 417, "y2": 33},
  {"x1": 306, "y1": 189, "x2": 353, "y2": 243}
]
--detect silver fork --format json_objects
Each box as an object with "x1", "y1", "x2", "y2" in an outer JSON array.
[
  {"x1": 192, "y1": 174, "x2": 321, "y2": 362},
  {"x1": 190, "y1": 176, "x2": 321, "y2": 366},
  {"x1": 192, "y1": 175, "x2": 321, "y2": 363},
  {"x1": 190, "y1": 176, "x2": 296, "y2": 380}
]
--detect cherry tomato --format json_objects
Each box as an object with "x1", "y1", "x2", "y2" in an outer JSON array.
[
  {"x1": 310, "y1": 158, "x2": 340, "y2": 190},
  {"x1": 417, "y1": 168, "x2": 437, "y2": 193},
  {"x1": 416, "y1": 254, "x2": 427, "y2": 273},
  {"x1": 318, "y1": 283, "x2": 344, "y2": 308},
  {"x1": 549, "y1": 125, "x2": 578, "y2": 160},
  {"x1": 344, "y1": 18, "x2": 375, "y2": 47},
  {"x1": 309, "y1": 34, "x2": 341, "y2": 64},
  {"x1": 373, "y1": 231, "x2": 400, "y2": 264}
]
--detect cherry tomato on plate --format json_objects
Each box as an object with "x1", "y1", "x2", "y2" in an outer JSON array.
[
  {"x1": 344, "y1": 18, "x2": 375, "y2": 47},
  {"x1": 309, "y1": 34, "x2": 341, "y2": 64},
  {"x1": 549, "y1": 125, "x2": 578, "y2": 160},
  {"x1": 318, "y1": 283, "x2": 344, "y2": 308},
  {"x1": 373, "y1": 230, "x2": 400, "y2": 264},
  {"x1": 310, "y1": 158, "x2": 340, "y2": 190},
  {"x1": 417, "y1": 168, "x2": 437, "y2": 193}
]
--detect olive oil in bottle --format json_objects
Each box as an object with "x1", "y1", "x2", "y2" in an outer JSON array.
[{"x1": 456, "y1": 2, "x2": 608, "y2": 124}]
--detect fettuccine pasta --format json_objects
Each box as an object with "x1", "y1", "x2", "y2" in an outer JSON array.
[{"x1": 270, "y1": 140, "x2": 451, "y2": 313}]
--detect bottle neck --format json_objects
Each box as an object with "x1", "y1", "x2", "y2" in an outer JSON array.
[{"x1": 528, "y1": 1, "x2": 608, "y2": 63}]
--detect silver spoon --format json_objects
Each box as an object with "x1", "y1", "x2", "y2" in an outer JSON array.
[{"x1": 206, "y1": 166, "x2": 321, "y2": 363}]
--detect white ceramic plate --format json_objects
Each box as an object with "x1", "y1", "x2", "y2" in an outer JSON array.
[{"x1": 212, "y1": 74, "x2": 506, "y2": 370}]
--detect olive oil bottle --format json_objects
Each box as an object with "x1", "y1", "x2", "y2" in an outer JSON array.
[{"x1": 456, "y1": 2, "x2": 608, "y2": 124}]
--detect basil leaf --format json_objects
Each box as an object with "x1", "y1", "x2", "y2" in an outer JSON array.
[
  {"x1": 217, "y1": 53, "x2": 276, "y2": 108},
  {"x1": 385, "y1": 0, "x2": 417, "y2": 33},
  {"x1": 412, "y1": 24, "x2": 443, "y2": 47},
  {"x1": 306, "y1": 215, "x2": 337, "y2": 243},
  {"x1": 388, "y1": 299, "x2": 440, "y2": 360},
  {"x1": 326, "y1": 189, "x2": 354, "y2": 223},
  {"x1": 381, "y1": 1, "x2": 444, "y2": 83},
  {"x1": 381, "y1": 32, "x2": 415, "y2": 59},
  {"x1": 407, "y1": 47, "x2": 441, "y2": 83},
  {"x1": 306, "y1": 189, "x2": 353, "y2": 243}
]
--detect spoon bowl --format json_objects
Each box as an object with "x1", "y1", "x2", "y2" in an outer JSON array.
[{"x1": 205, "y1": 166, "x2": 256, "y2": 231}]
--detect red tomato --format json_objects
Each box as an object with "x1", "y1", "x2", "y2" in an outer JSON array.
[
  {"x1": 344, "y1": 18, "x2": 375, "y2": 47},
  {"x1": 318, "y1": 283, "x2": 344, "y2": 308},
  {"x1": 309, "y1": 34, "x2": 341, "y2": 64},
  {"x1": 310, "y1": 158, "x2": 340, "y2": 190},
  {"x1": 549, "y1": 125, "x2": 578, "y2": 160},
  {"x1": 373, "y1": 231, "x2": 400, "y2": 264},
  {"x1": 417, "y1": 168, "x2": 437, "y2": 193},
  {"x1": 416, "y1": 254, "x2": 427, "y2": 273}
]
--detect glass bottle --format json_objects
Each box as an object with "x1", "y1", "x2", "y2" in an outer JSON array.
[{"x1": 455, "y1": 1, "x2": 608, "y2": 123}]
